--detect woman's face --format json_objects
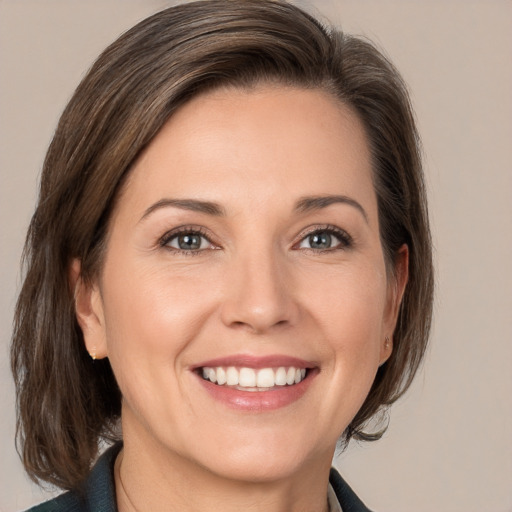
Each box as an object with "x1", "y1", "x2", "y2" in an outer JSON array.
[{"x1": 78, "y1": 85, "x2": 406, "y2": 482}]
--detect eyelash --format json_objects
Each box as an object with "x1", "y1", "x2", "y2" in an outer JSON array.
[
  {"x1": 293, "y1": 224, "x2": 353, "y2": 252},
  {"x1": 159, "y1": 226, "x2": 217, "y2": 256},
  {"x1": 158, "y1": 224, "x2": 353, "y2": 255}
]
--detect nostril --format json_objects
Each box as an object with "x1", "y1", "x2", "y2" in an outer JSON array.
[
  {"x1": 227, "y1": 318, "x2": 290, "y2": 334},
  {"x1": 230, "y1": 320, "x2": 250, "y2": 329}
]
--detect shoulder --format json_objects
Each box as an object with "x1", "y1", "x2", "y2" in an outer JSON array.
[
  {"x1": 329, "y1": 467, "x2": 374, "y2": 512},
  {"x1": 23, "y1": 443, "x2": 121, "y2": 512}
]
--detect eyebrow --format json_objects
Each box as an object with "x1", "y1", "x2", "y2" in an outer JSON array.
[
  {"x1": 294, "y1": 195, "x2": 369, "y2": 223},
  {"x1": 140, "y1": 198, "x2": 225, "y2": 221},
  {"x1": 140, "y1": 194, "x2": 368, "y2": 223}
]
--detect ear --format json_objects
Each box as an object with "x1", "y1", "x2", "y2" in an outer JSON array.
[
  {"x1": 69, "y1": 259, "x2": 108, "y2": 360},
  {"x1": 380, "y1": 244, "x2": 409, "y2": 365}
]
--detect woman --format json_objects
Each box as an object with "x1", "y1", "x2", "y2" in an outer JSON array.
[{"x1": 11, "y1": 1, "x2": 433, "y2": 511}]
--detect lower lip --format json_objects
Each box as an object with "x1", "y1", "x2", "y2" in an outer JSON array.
[{"x1": 195, "y1": 371, "x2": 317, "y2": 412}]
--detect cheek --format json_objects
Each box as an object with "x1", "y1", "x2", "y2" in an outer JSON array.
[
  {"x1": 305, "y1": 261, "x2": 387, "y2": 336},
  {"x1": 97, "y1": 264, "x2": 213, "y2": 426},
  {"x1": 302, "y1": 262, "x2": 388, "y2": 391},
  {"x1": 99, "y1": 259, "x2": 221, "y2": 367}
]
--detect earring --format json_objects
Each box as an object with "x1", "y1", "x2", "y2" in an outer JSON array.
[
  {"x1": 379, "y1": 337, "x2": 391, "y2": 368},
  {"x1": 90, "y1": 347, "x2": 97, "y2": 360}
]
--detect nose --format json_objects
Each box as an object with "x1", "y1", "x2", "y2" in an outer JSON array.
[{"x1": 220, "y1": 246, "x2": 299, "y2": 334}]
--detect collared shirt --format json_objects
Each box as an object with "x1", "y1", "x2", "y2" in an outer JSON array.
[
  {"x1": 26, "y1": 443, "x2": 372, "y2": 512},
  {"x1": 328, "y1": 482, "x2": 344, "y2": 512}
]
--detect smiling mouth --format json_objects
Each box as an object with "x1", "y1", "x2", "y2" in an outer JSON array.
[{"x1": 199, "y1": 366, "x2": 308, "y2": 391}]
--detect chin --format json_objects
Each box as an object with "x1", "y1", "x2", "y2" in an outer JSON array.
[
  {"x1": 200, "y1": 450, "x2": 313, "y2": 484},
  {"x1": 180, "y1": 425, "x2": 333, "y2": 485}
]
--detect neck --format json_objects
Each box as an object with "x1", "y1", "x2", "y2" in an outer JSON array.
[{"x1": 115, "y1": 417, "x2": 333, "y2": 512}]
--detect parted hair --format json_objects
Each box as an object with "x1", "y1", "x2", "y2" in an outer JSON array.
[{"x1": 11, "y1": 0, "x2": 433, "y2": 491}]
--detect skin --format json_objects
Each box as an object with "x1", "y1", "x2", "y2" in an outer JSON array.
[{"x1": 74, "y1": 85, "x2": 408, "y2": 512}]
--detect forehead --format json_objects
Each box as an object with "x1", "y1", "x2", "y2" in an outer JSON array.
[{"x1": 117, "y1": 85, "x2": 376, "y2": 222}]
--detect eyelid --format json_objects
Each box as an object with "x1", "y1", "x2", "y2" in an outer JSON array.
[
  {"x1": 158, "y1": 225, "x2": 219, "y2": 251},
  {"x1": 292, "y1": 224, "x2": 353, "y2": 250}
]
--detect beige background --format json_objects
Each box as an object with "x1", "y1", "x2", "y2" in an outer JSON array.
[{"x1": 1, "y1": 1, "x2": 511, "y2": 511}]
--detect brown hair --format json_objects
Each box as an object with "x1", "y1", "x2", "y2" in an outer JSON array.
[{"x1": 11, "y1": 0, "x2": 433, "y2": 491}]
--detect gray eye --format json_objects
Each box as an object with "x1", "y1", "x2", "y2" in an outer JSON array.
[
  {"x1": 178, "y1": 234, "x2": 201, "y2": 250},
  {"x1": 168, "y1": 233, "x2": 209, "y2": 251},
  {"x1": 308, "y1": 232, "x2": 332, "y2": 249},
  {"x1": 299, "y1": 231, "x2": 338, "y2": 250},
  {"x1": 297, "y1": 228, "x2": 351, "y2": 251}
]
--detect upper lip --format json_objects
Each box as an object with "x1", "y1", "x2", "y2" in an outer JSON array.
[{"x1": 192, "y1": 354, "x2": 316, "y2": 370}]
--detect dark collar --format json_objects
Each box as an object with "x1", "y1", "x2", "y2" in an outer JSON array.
[
  {"x1": 25, "y1": 443, "x2": 121, "y2": 512},
  {"x1": 329, "y1": 467, "x2": 373, "y2": 512},
  {"x1": 81, "y1": 442, "x2": 122, "y2": 512}
]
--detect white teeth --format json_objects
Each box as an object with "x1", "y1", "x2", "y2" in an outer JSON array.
[
  {"x1": 256, "y1": 368, "x2": 275, "y2": 387},
  {"x1": 286, "y1": 367, "x2": 296, "y2": 385},
  {"x1": 216, "y1": 367, "x2": 227, "y2": 385},
  {"x1": 203, "y1": 367, "x2": 217, "y2": 383},
  {"x1": 239, "y1": 368, "x2": 256, "y2": 387},
  {"x1": 201, "y1": 365, "x2": 308, "y2": 389},
  {"x1": 275, "y1": 367, "x2": 287, "y2": 386},
  {"x1": 226, "y1": 366, "x2": 239, "y2": 386}
]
